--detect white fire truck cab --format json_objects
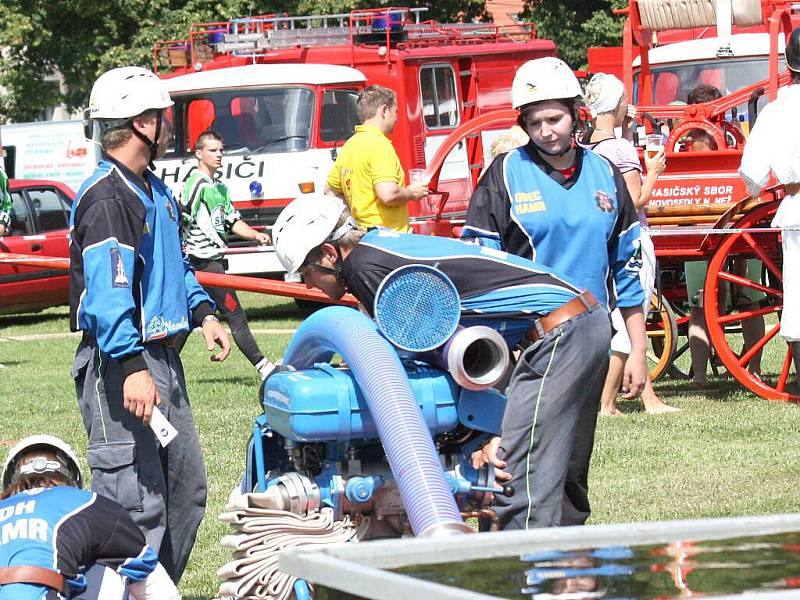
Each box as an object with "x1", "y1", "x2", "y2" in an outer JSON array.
[{"x1": 158, "y1": 63, "x2": 365, "y2": 274}]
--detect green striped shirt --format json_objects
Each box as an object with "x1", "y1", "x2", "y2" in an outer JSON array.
[
  {"x1": 0, "y1": 169, "x2": 10, "y2": 232},
  {"x1": 179, "y1": 171, "x2": 241, "y2": 260}
]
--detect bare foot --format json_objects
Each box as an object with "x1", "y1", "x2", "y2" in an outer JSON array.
[
  {"x1": 645, "y1": 403, "x2": 681, "y2": 415},
  {"x1": 600, "y1": 407, "x2": 625, "y2": 416}
]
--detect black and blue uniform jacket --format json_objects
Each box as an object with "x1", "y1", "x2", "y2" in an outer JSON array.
[
  {"x1": 461, "y1": 142, "x2": 644, "y2": 312},
  {"x1": 68, "y1": 157, "x2": 214, "y2": 375},
  {"x1": 342, "y1": 229, "x2": 585, "y2": 348}
]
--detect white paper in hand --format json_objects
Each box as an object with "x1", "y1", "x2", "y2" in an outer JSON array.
[{"x1": 150, "y1": 406, "x2": 178, "y2": 447}]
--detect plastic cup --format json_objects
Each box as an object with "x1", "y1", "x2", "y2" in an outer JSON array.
[
  {"x1": 409, "y1": 169, "x2": 436, "y2": 211},
  {"x1": 645, "y1": 133, "x2": 665, "y2": 161},
  {"x1": 409, "y1": 168, "x2": 429, "y2": 186}
]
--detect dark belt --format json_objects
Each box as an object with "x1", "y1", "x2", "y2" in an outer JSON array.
[
  {"x1": 527, "y1": 291, "x2": 599, "y2": 344},
  {"x1": 147, "y1": 335, "x2": 179, "y2": 348},
  {"x1": 84, "y1": 333, "x2": 178, "y2": 349},
  {"x1": 0, "y1": 566, "x2": 67, "y2": 593}
]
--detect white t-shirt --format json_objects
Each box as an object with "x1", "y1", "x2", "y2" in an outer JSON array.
[{"x1": 739, "y1": 84, "x2": 800, "y2": 227}]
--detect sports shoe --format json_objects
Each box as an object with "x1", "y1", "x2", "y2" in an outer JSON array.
[{"x1": 255, "y1": 358, "x2": 276, "y2": 381}]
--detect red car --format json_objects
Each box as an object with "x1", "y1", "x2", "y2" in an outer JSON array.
[{"x1": 0, "y1": 179, "x2": 74, "y2": 314}]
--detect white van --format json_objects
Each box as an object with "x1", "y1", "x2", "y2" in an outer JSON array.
[{"x1": 0, "y1": 120, "x2": 99, "y2": 192}]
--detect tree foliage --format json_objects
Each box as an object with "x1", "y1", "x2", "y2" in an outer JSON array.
[
  {"x1": 0, "y1": 0, "x2": 613, "y2": 122},
  {"x1": 523, "y1": 0, "x2": 627, "y2": 69}
]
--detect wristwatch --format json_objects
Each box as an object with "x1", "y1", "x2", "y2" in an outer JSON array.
[{"x1": 202, "y1": 314, "x2": 220, "y2": 326}]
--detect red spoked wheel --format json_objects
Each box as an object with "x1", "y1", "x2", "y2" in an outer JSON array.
[{"x1": 705, "y1": 202, "x2": 798, "y2": 401}]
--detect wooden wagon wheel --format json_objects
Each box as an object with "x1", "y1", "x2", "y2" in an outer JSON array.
[
  {"x1": 651, "y1": 301, "x2": 698, "y2": 380},
  {"x1": 646, "y1": 292, "x2": 678, "y2": 381},
  {"x1": 705, "y1": 201, "x2": 798, "y2": 401},
  {"x1": 654, "y1": 298, "x2": 731, "y2": 381}
]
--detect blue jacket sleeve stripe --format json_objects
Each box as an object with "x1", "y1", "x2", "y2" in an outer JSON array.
[
  {"x1": 78, "y1": 236, "x2": 143, "y2": 359},
  {"x1": 460, "y1": 226, "x2": 502, "y2": 250},
  {"x1": 612, "y1": 220, "x2": 645, "y2": 308},
  {"x1": 117, "y1": 544, "x2": 159, "y2": 581}
]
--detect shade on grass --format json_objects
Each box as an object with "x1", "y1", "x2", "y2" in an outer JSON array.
[{"x1": 1, "y1": 292, "x2": 799, "y2": 598}]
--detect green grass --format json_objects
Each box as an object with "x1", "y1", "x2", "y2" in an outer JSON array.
[{"x1": 2, "y1": 293, "x2": 800, "y2": 599}]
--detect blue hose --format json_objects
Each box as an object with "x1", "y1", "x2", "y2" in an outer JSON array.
[
  {"x1": 283, "y1": 306, "x2": 467, "y2": 536},
  {"x1": 293, "y1": 579, "x2": 312, "y2": 599}
]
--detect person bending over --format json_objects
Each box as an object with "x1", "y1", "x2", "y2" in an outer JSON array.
[{"x1": 273, "y1": 194, "x2": 614, "y2": 530}]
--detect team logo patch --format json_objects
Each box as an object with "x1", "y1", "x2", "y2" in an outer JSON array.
[
  {"x1": 625, "y1": 241, "x2": 644, "y2": 273},
  {"x1": 110, "y1": 248, "x2": 129, "y2": 288},
  {"x1": 594, "y1": 190, "x2": 614, "y2": 213},
  {"x1": 165, "y1": 201, "x2": 177, "y2": 222},
  {"x1": 146, "y1": 314, "x2": 188, "y2": 338},
  {"x1": 211, "y1": 206, "x2": 225, "y2": 232}
]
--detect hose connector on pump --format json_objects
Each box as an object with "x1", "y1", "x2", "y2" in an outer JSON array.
[
  {"x1": 344, "y1": 475, "x2": 385, "y2": 504},
  {"x1": 440, "y1": 326, "x2": 509, "y2": 391},
  {"x1": 372, "y1": 264, "x2": 509, "y2": 389}
]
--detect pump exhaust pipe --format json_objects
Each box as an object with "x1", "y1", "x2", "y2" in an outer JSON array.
[{"x1": 433, "y1": 326, "x2": 510, "y2": 391}]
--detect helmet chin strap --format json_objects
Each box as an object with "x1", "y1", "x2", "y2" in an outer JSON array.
[
  {"x1": 306, "y1": 243, "x2": 347, "y2": 280},
  {"x1": 332, "y1": 243, "x2": 346, "y2": 280},
  {"x1": 532, "y1": 137, "x2": 576, "y2": 157},
  {"x1": 128, "y1": 109, "x2": 163, "y2": 168}
]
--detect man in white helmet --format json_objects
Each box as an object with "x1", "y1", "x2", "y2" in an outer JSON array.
[
  {"x1": 461, "y1": 56, "x2": 648, "y2": 528},
  {"x1": 0, "y1": 435, "x2": 179, "y2": 599},
  {"x1": 273, "y1": 194, "x2": 612, "y2": 530},
  {"x1": 69, "y1": 66, "x2": 230, "y2": 583}
]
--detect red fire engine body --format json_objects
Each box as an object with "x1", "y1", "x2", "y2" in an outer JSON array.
[{"x1": 152, "y1": 7, "x2": 552, "y2": 273}]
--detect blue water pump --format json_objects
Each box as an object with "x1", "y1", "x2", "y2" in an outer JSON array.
[{"x1": 244, "y1": 267, "x2": 512, "y2": 538}]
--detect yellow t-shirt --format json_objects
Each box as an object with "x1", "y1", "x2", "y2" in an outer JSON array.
[{"x1": 326, "y1": 124, "x2": 409, "y2": 232}]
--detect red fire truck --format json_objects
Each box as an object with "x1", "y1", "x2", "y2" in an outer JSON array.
[{"x1": 151, "y1": 7, "x2": 552, "y2": 274}]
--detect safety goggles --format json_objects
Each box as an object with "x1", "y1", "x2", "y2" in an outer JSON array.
[{"x1": 18, "y1": 456, "x2": 65, "y2": 477}]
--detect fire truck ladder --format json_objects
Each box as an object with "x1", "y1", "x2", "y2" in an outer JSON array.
[
  {"x1": 214, "y1": 8, "x2": 428, "y2": 57},
  {"x1": 155, "y1": 7, "x2": 539, "y2": 72},
  {"x1": 210, "y1": 7, "x2": 536, "y2": 59}
]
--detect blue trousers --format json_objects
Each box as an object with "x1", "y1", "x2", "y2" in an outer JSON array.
[{"x1": 493, "y1": 306, "x2": 611, "y2": 529}]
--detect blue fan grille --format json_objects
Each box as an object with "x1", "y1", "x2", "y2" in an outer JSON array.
[{"x1": 374, "y1": 265, "x2": 460, "y2": 352}]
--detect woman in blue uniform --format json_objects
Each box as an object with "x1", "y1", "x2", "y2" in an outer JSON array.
[{"x1": 462, "y1": 57, "x2": 648, "y2": 528}]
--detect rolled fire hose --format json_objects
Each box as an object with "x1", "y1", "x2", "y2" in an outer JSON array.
[
  {"x1": 636, "y1": 0, "x2": 762, "y2": 31},
  {"x1": 217, "y1": 500, "x2": 367, "y2": 600}
]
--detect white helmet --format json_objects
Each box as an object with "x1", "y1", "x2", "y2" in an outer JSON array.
[
  {"x1": 273, "y1": 194, "x2": 355, "y2": 276},
  {"x1": 89, "y1": 66, "x2": 173, "y2": 123},
  {"x1": 2, "y1": 435, "x2": 83, "y2": 490},
  {"x1": 511, "y1": 57, "x2": 583, "y2": 109}
]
